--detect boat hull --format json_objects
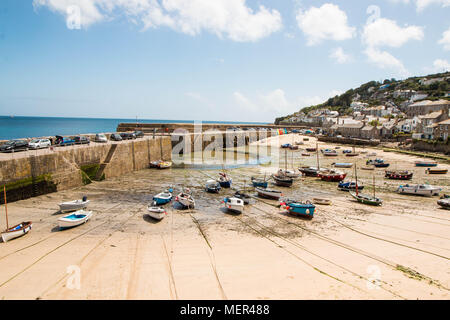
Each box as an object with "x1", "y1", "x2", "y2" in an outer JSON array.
[
  {"x1": 415, "y1": 162, "x2": 437, "y2": 167},
  {"x1": 256, "y1": 188, "x2": 282, "y2": 200},
  {"x1": 319, "y1": 173, "x2": 347, "y2": 182},
  {"x1": 286, "y1": 203, "x2": 315, "y2": 218},
  {"x1": 426, "y1": 169, "x2": 448, "y2": 174},
  {"x1": 350, "y1": 192, "x2": 382, "y2": 206},
  {"x1": 437, "y1": 199, "x2": 450, "y2": 209},
  {"x1": 59, "y1": 200, "x2": 90, "y2": 213},
  {"x1": 1, "y1": 222, "x2": 32, "y2": 242},
  {"x1": 147, "y1": 207, "x2": 166, "y2": 220},
  {"x1": 58, "y1": 211, "x2": 92, "y2": 229}
]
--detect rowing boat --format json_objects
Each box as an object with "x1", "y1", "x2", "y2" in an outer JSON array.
[
  {"x1": 1, "y1": 221, "x2": 32, "y2": 242},
  {"x1": 58, "y1": 210, "x2": 92, "y2": 229}
]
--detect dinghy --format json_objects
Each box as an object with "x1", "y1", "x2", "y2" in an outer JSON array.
[
  {"x1": 437, "y1": 198, "x2": 450, "y2": 210},
  {"x1": 58, "y1": 210, "x2": 92, "y2": 229},
  {"x1": 305, "y1": 147, "x2": 317, "y2": 152},
  {"x1": 147, "y1": 206, "x2": 167, "y2": 220},
  {"x1": 256, "y1": 187, "x2": 283, "y2": 200},
  {"x1": 280, "y1": 200, "x2": 315, "y2": 218},
  {"x1": 153, "y1": 189, "x2": 173, "y2": 205},
  {"x1": 218, "y1": 172, "x2": 232, "y2": 188},
  {"x1": 333, "y1": 163, "x2": 353, "y2": 168},
  {"x1": 251, "y1": 177, "x2": 268, "y2": 188},
  {"x1": 158, "y1": 161, "x2": 172, "y2": 169},
  {"x1": 426, "y1": 168, "x2": 448, "y2": 174},
  {"x1": 223, "y1": 197, "x2": 244, "y2": 214},
  {"x1": 397, "y1": 184, "x2": 441, "y2": 197},
  {"x1": 1, "y1": 221, "x2": 32, "y2": 243},
  {"x1": 318, "y1": 170, "x2": 347, "y2": 182},
  {"x1": 59, "y1": 196, "x2": 89, "y2": 213},
  {"x1": 313, "y1": 198, "x2": 331, "y2": 205},
  {"x1": 234, "y1": 191, "x2": 250, "y2": 205},
  {"x1": 272, "y1": 174, "x2": 294, "y2": 187},
  {"x1": 350, "y1": 191, "x2": 383, "y2": 206},
  {"x1": 205, "y1": 180, "x2": 221, "y2": 193},
  {"x1": 175, "y1": 190, "x2": 195, "y2": 209},
  {"x1": 415, "y1": 161, "x2": 437, "y2": 167}
]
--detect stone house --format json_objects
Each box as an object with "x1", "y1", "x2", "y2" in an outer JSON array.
[
  {"x1": 432, "y1": 119, "x2": 450, "y2": 141},
  {"x1": 406, "y1": 99, "x2": 450, "y2": 117},
  {"x1": 360, "y1": 125, "x2": 380, "y2": 140},
  {"x1": 418, "y1": 110, "x2": 449, "y2": 139}
]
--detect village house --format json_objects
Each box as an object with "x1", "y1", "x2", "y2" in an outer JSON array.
[
  {"x1": 333, "y1": 122, "x2": 365, "y2": 138},
  {"x1": 406, "y1": 99, "x2": 450, "y2": 117},
  {"x1": 381, "y1": 121, "x2": 397, "y2": 138},
  {"x1": 361, "y1": 105, "x2": 388, "y2": 117},
  {"x1": 418, "y1": 110, "x2": 449, "y2": 139},
  {"x1": 360, "y1": 124, "x2": 380, "y2": 140},
  {"x1": 432, "y1": 119, "x2": 450, "y2": 141},
  {"x1": 396, "y1": 116, "x2": 420, "y2": 133},
  {"x1": 393, "y1": 89, "x2": 416, "y2": 99}
]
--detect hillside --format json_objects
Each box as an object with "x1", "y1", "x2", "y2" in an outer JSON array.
[{"x1": 275, "y1": 71, "x2": 450, "y2": 124}]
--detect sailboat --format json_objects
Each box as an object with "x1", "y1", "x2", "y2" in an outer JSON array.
[
  {"x1": 349, "y1": 165, "x2": 382, "y2": 206},
  {"x1": 272, "y1": 150, "x2": 294, "y2": 187},
  {"x1": 298, "y1": 142, "x2": 326, "y2": 177},
  {"x1": 1, "y1": 186, "x2": 32, "y2": 242}
]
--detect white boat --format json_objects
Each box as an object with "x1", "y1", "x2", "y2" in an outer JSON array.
[
  {"x1": 333, "y1": 163, "x2": 353, "y2": 168},
  {"x1": 147, "y1": 206, "x2": 166, "y2": 220},
  {"x1": 175, "y1": 191, "x2": 195, "y2": 209},
  {"x1": 256, "y1": 187, "x2": 283, "y2": 200},
  {"x1": 223, "y1": 197, "x2": 244, "y2": 214},
  {"x1": 1, "y1": 221, "x2": 32, "y2": 243},
  {"x1": 397, "y1": 184, "x2": 441, "y2": 197},
  {"x1": 59, "y1": 197, "x2": 90, "y2": 213},
  {"x1": 277, "y1": 169, "x2": 301, "y2": 179},
  {"x1": 58, "y1": 210, "x2": 92, "y2": 229}
]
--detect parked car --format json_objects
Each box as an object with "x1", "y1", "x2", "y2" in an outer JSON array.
[
  {"x1": 28, "y1": 139, "x2": 51, "y2": 149},
  {"x1": 110, "y1": 133, "x2": 123, "y2": 141},
  {"x1": 0, "y1": 140, "x2": 29, "y2": 152},
  {"x1": 55, "y1": 135, "x2": 75, "y2": 146},
  {"x1": 95, "y1": 133, "x2": 108, "y2": 143},
  {"x1": 119, "y1": 132, "x2": 136, "y2": 140},
  {"x1": 134, "y1": 130, "x2": 144, "y2": 138},
  {"x1": 73, "y1": 136, "x2": 90, "y2": 145}
]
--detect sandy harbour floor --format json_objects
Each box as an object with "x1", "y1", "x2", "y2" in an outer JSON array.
[{"x1": 0, "y1": 134, "x2": 449, "y2": 300}]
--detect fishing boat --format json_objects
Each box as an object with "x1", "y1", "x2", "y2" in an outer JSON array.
[
  {"x1": 437, "y1": 198, "x2": 450, "y2": 209},
  {"x1": 333, "y1": 163, "x2": 353, "y2": 168},
  {"x1": 251, "y1": 176, "x2": 268, "y2": 188},
  {"x1": 223, "y1": 197, "x2": 244, "y2": 214},
  {"x1": 280, "y1": 200, "x2": 315, "y2": 218},
  {"x1": 272, "y1": 174, "x2": 294, "y2": 187},
  {"x1": 338, "y1": 181, "x2": 364, "y2": 192},
  {"x1": 58, "y1": 210, "x2": 92, "y2": 229},
  {"x1": 374, "y1": 162, "x2": 390, "y2": 168},
  {"x1": 147, "y1": 206, "x2": 166, "y2": 220},
  {"x1": 397, "y1": 184, "x2": 441, "y2": 197},
  {"x1": 218, "y1": 172, "x2": 232, "y2": 188},
  {"x1": 426, "y1": 168, "x2": 448, "y2": 174},
  {"x1": 256, "y1": 187, "x2": 283, "y2": 200},
  {"x1": 384, "y1": 171, "x2": 413, "y2": 180},
  {"x1": 313, "y1": 198, "x2": 331, "y2": 205},
  {"x1": 318, "y1": 170, "x2": 347, "y2": 182},
  {"x1": 175, "y1": 189, "x2": 195, "y2": 209},
  {"x1": 234, "y1": 191, "x2": 250, "y2": 205},
  {"x1": 153, "y1": 189, "x2": 173, "y2": 205},
  {"x1": 1, "y1": 221, "x2": 32, "y2": 243},
  {"x1": 349, "y1": 165, "x2": 382, "y2": 206},
  {"x1": 59, "y1": 196, "x2": 89, "y2": 213},
  {"x1": 415, "y1": 161, "x2": 438, "y2": 167},
  {"x1": 205, "y1": 180, "x2": 221, "y2": 193}
]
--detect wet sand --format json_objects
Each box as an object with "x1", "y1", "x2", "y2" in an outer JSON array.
[{"x1": 0, "y1": 134, "x2": 449, "y2": 300}]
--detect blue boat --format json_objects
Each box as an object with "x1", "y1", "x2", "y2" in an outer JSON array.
[
  {"x1": 415, "y1": 161, "x2": 438, "y2": 167},
  {"x1": 281, "y1": 143, "x2": 292, "y2": 148},
  {"x1": 153, "y1": 189, "x2": 173, "y2": 205},
  {"x1": 251, "y1": 177, "x2": 268, "y2": 188},
  {"x1": 205, "y1": 180, "x2": 221, "y2": 193},
  {"x1": 218, "y1": 173, "x2": 232, "y2": 188},
  {"x1": 281, "y1": 201, "x2": 315, "y2": 218},
  {"x1": 338, "y1": 181, "x2": 364, "y2": 192}
]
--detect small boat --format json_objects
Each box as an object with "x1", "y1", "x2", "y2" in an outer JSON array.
[
  {"x1": 318, "y1": 170, "x2": 347, "y2": 182},
  {"x1": 272, "y1": 174, "x2": 294, "y2": 187},
  {"x1": 305, "y1": 148, "x2": 317, "y2": 152},
  {"x1": 158, "y1": 161, "x2": 172, "y2": 169},
  {"x1": 234, "y1": 191, "x2": 251, "y2": 205},
  {"x1": 58, "y1": 210, "x2": 92, "y2": 229},
  {"x1": 59, "y1": 196, "x2": 90, "y2": 213},
  {"x1": 397, "y1": 184, "x2": 441, "y2": 197},
  {"x1": 361, "y1": 166, "x2": 375, "y2": 171},
  {"x1": 301, "y1": 153, "x2": 311, "y2": 156},
  {"x1": 322, "y1": 150, "x2": 338, "y2": 157},
  {"x1": 437, "y1": 198, "x2": 450, "y2": 209},
  {"x1": 385, "y1": 171, "x2": 413, "y2": 180},
  {"x1": 298, "y1": 166, "x2": 321, "y2": 177},
  {"x1": 251, "y1": 177, "x2": 268, "y2": 188},
  {"x1": 175, "y1": 190, "x2": 195, "y2": 209},
  {"x1": 333, "y1": 163, "x2": 353, "y2": 168},
  {"x1": 277, "y1": 169, "x2": 301, "y2": 179},
  {"x1": 256, "y1": 187, "x2": 283, "y2": 200},
  {"x1": 350, "y1": 191, "x2": 383, "y2": 206},
  {"x1": 1, "y1": 221, "x2": 32, "y2": 243},
  {"x1": 335, "y1": 147, "x2": 341, "y2": 149},
  {"x1": 223, "y1": 197, "x2": 244, "y2": 214},
  {"x1": 366, "y1": 159, "x2": 385, "y2": 165},
  {"x1": 415, "y1": 161, "x2": 438, "y2": 167},
  {"x1": 342, "y1": 149, "x2": 352, "y2": 154},
  {"x1": 313, "y1": 198, "x2": 331, "y2": 205},
  {"x1": 218, "y1": 173, "x2": 232, "y2": 188},
  {"x1": 147, "y1": 206, "x2": 167, "y2": 220},
  {"x1": 295, "y1": 141, "x2": 304, "y2": 145},
  {"x1": 426, "y1": 168, "x2": 448, "y2": 174},
  {"x1": 149, "y1": 160, "x2": 161, "y2": 168},
  {"x1": 280, "y1": 200, "x2": 315, "y2": 218},
  {"x1": 153, "y1": 189, "x2": 173, "y2": 205},
  {"x1": 205, "y1": 180, "x2": 221, "y2": 193},
  {"x1": 303, "y1": 138, "x2": 309, "y2": 141},
  {"x1": 374, "y1": 162, "x2": 390, "y2": 168},
  {"x1": 338, "y1": 181, "x2": 364, "y2": 192},
  {"x1": 281, "y1": 143, "x2": 292, "y2": 149},
  {"x1": 345, "y1": 153, "x2": 359, "y2": 157},
  {"x1": 289, "y1": 145, "x2": 299, "y2": 150}
]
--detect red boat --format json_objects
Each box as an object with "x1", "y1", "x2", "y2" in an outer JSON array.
[
  {"x1": 318, "y1": 170, "x2": 347, "y2": 182},
  {"x1": 385, "y1": 170, "x2": 413, "y2": 180}
]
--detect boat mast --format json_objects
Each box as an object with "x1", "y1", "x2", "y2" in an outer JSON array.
[
  {"x1": 354, "y1": 164, "x2": 359, "y2": 196},
  {"x1": 285, "y1": 149, "x2": 287, "y2": 172},
  {"x1": 316, "y1": 142, "x2": 320, "y2": 170},
  {"x1": 3, "y1": 185, "x2": 8, "y2": 229},
  {"x1": 373, "y1": 174, "x2": 376, "y2": 198}
]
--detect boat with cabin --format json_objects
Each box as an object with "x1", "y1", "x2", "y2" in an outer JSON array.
[
  {"x1": 59, "y1": 196, "x2": 90, "y2": 213},
  {"x1": 396, "y1": 184, "x2": 441, "y2": 197},
  {"x1": 280, "y1": 200, "x2": 315, "y2": 218},
  {"x1": 223, "y1": 197, "x2": 244, "y2": 214}
]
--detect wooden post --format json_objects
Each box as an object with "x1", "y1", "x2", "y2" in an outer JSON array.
[{"x1": 3, "y1": 185, "x2": 8, "y2": 230}]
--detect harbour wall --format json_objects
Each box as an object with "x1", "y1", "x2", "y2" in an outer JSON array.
[
  {"x1": 0, "y1": 136, "x2": 172, "y2": 204},
  {"x1": 317, "y1": 135, "x2": 380, "y2": 146}
]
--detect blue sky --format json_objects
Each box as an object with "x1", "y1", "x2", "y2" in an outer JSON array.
[{"x1": 0, "y1": 0, "x2": 449, "y2": 122}]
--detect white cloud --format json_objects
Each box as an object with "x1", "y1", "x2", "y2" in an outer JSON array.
[
  {"x1": 416, "y1": 0, "x2": 450, "y2": 11},
  {"x1": 33, "y1": 0, "x2": 282, "y2": 42},
  {"x1": 438, "y1": 27, "x2": 450, "y2": 50},
  {"x1": 296, "y1": 3, "x2": 355, "y2": 46},
  {"x1": 432, "y1": 59, "x2": 450, "y2": 72},
  {"x1": 362, "y1": 18, "x2": 424, "y2": 48},
  {"x1": 364, "y1": 47, "x2": 409, "y2": 76},
  {"x1": 329, "y1": 47, "x2": 351, "y2": 64}
]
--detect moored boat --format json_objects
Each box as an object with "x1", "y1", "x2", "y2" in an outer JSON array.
[
  {"x1": 397, "y1": 184, "x2": 441, "y2": 197},
  {"x1": 59, "y1": 197, "x2": 89, "y2": 213},
  {"x1": 313, "y1": 198, "x2": 331, "y2": 205},
  {"x1": 338, "y1": 181, "x2": 364, "y2": 192},
  {"x1": 272, "y1": 174, "x2": 294, "y2": 187},
  {"x1": 234, "y1": 191, "x2": 250, "y2": 205},
  {"x1": 426, "y1": 168, "x2": 448, "y2": 174},
  {"x1": 280, "y1": 200, "x2": 315, "y2": 218},
  {"x1": 153, "y1": 189, "x2": 173, "y2": 205},
  {"x1": 251, "y1": 176, "x2": 268, "y2": 188},
  {"x1": 58, "y1": 210, "x2": 92, "y2": 229},
  {"x1": 158, "y1": 161, "x2": 172, "y2": 169},
  {"x1": 305, "y1": 147, "x2": 317, "y2": 152},
  {"x1": 333, "y1": 162, "x2": 353, "y2": 168},
  {"x1": 223, "y1": 197, "x2": 244, "y2": 214},
  {"x1": 350, "y1": 191, "x2": 383, "y2": 206},
  {"x1": 318, "y1": 170, "x2": 347, "y2": 182},
  {"x1": 205, "y1": 180, "x2": 221, "y2": 193},
  {"x1": 385, "y1": 171, "x2": 413, "y2": 180},
  {"x1": 147, "y1": 206, "x2": 167, "y2": 220},
  {"x1": 277, "y1": 169, "x2": 301, "y2": 179},
  {"x1": 437, "y1": 198, "x2": 450, "y2": 209},
  {"x1": 218, "y1": 173, "x2": 232, "y2": 188},
  {"x1": 415, "y1": 161, "x2": 437, "y2": 167},
  {"x1": 374, "y1": 163, "x2": 390, "y2": 168},
  {"x1": 1, "y1": 221, "x2": 32, "y2": 242},
  {"x1": 175, "y1": 190, "x2": 195, "y2": 209},
  {"x1": 345, "y1": 153, "x2": 359, "y2": 157},
  {"x1": 256, "y1": 187, "x2": 283, "y2": 200}
]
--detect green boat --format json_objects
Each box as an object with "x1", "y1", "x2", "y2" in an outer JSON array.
[{"x1": 349, "y1": 164, "x2": 383, "y2": 206}]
